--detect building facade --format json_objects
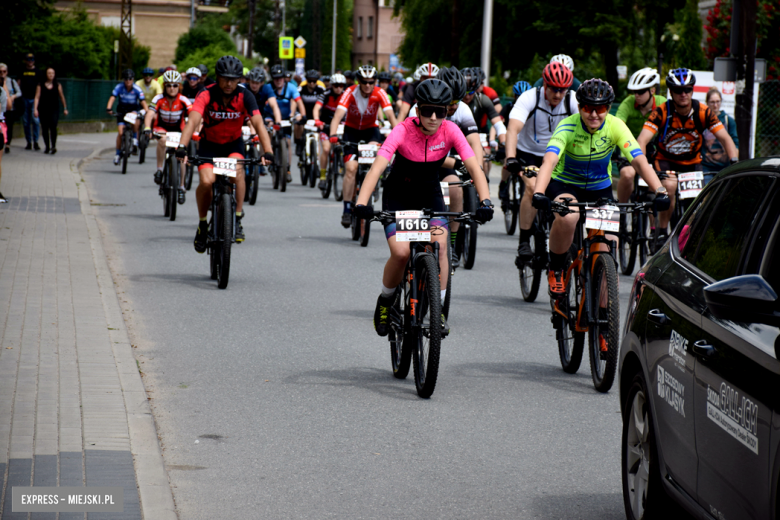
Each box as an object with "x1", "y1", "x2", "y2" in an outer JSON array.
[{"x1": 351, "y1": 0, "x2": 404, "y2": 71}]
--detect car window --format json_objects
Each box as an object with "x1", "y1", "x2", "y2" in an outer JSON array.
[
  {"x1": 760, "y1": 219, "x2": 780, "y2": 294},
  {"x1": 677, "y1": 184, "x2": 722, "y2": 257},
  {"x1": 688, "y1": 175, "x2": 773, "y2": 281}
]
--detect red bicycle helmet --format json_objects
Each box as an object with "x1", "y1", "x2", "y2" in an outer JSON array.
[{"x1": 542, "y1": 62, "x2": 573, "y2": 89}]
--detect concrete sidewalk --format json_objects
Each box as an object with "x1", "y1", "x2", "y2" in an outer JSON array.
[{"x1": 0, "y1": 137, "x2": 176, "y2": 519}]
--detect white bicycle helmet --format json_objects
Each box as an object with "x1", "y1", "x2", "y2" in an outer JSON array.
[
  {"x1": 415, "y1": 62, "x2": 439, "y2": 81},
  {"x1": 356, "y1": 65, "x2": 377, "y2": 80},
  {"x1": 162, "y1": 70, "x2": 182, "y2": 84},
  {"x1": 627, "y1": 67, "x2": 660, "y2": 91},
  {"x1": 185, "y1": 67, "x2": 202, "y2": 78},
  {"x1": 330, "y1": 73, "x2": 347, "y2": 85},
  {"x1": 550, "y1": 54, "x2": 575, "y2": 72}
]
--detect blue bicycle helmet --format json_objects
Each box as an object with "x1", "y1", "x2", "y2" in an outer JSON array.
[
  {"x1": 142, "y1": 67, "x2": 155, "y2": 76},
  {"x1": 512, "y1": 80, "x2": 532, "y2": 97}
]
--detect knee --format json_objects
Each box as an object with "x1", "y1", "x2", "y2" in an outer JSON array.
[
  {"x1": 525, "y1": 179, "x2": 537, "y2": 193},
  {"x1": 389, "y1": 247, "x2": 410, "y2": 265},
  {"x1": 621, "y1": 166, "x2": 635, "y2": 179}
]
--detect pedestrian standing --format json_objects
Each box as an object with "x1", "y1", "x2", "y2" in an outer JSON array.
[
  {"x1": 34, "y1": 67, "x2": 68, "y2": 154},
  {"x1": 0, "y1": 64, "x2": 20, "y2": 153},
  {"x1": 701, "y1": 87, "x2": 739, "y2": 183},
  {"x1": 0, "y1": 75, "x2": 9, "y2": 202},
  {"x1": 19, "y1": 53, "x2": 42, "y2": 150}
]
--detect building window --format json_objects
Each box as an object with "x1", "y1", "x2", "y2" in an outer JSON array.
[
  {"x1": 357, "y1": 16, "x2": 363, "y2": 39},
  {"x1": 368, "y1": 16, "x2": 373, "y2": 39}
]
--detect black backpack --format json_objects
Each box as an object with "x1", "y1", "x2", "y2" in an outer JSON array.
[{"x1": 526, "y1": 87, "x2": 573, "y2": 122}]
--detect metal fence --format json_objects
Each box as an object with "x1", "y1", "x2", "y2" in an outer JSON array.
[
  {"x1": 756, "y1": 80, "x2": 780, "y2": 158},
  {"x1": 58, "y1": 79, "x2": 117, "y2": 122}
]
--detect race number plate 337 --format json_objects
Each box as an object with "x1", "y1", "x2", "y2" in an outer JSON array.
[
  {"x1": 165, "y1": 132, "x2": 182, "y2": 148},
  {"x1": 678, "y1": 171, "x2": 704, "y2": 199},
  {"x1": 585, "y1": 205, "x2": 620, "y2": 233},
  {"x1": 358, "y1": 144, "x2": 378, "y2": 164},
  {"x1": 213, "y1": 157, "x2": 237, "y2": 178},
  {"x1": 394, "y1": 210, "x2": 431, "y2": 242}
]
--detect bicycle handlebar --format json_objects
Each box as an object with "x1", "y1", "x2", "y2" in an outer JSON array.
[
  {"x1": 369, "y1": 209, "x2": 477, "y2": 224},
  {"x1": 186, "y1": 155, "x2": 260, "y2": 166},
  {"x1": 549, "y1": 198, "x2": 653, "y2": 216}
]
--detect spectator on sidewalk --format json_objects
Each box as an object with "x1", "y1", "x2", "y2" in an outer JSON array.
[
  {"x1": 0, "y1": 64, "x2": 20, "y2": 154},
  {"x1": 0, "y1": 75, "x2": 8, "y2": 202},
  {"x1": 34, "y1": 67, "x2": 68, "y2": 154},
  {"x1": 701, "y1": 87, "x2": 739, "y2": 183},
  {"x1": 20, "y1": 53, "x2": 42, "y2": 150}
]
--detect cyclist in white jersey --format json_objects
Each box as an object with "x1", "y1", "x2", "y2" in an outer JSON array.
[{"x1": 504, "y1": 62, "x2": 578, "y2": 264}]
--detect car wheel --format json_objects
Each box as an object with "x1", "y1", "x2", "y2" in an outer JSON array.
[{"x1": 622, "y1": 373, "x2": 675, "y2": 519}]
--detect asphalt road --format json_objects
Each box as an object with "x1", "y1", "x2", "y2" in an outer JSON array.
[{"x1": 82, "y1": 149, "x2": 637, "y2": 519}]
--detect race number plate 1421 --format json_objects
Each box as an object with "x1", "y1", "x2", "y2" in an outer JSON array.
[
  {"x1": 358, "y1": 144, "x2": 378, "y2": 164},
  {"x1": 213, "y1": 157, "x2": 237, "y2": 178},
  {"x1": 394, "y1": 210, "x2": 431, "y2": 242},
  {"x1": 585, "y1": 205, "x2": 620, "y2": 233},
  {"x1": 678, "y1": 172, "x2": 704, "y2": 199}
]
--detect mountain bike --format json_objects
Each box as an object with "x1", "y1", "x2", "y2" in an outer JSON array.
[
  {"x1": 503, "y1": 163, "x2": 531, "y2": 235},
  {"x1": 369, "y1": 208, "x2": 476, "y2": 398},
  {"x1": 242, "y1": 128, "x2": 263, "y2": 206},
  {"x1": 267, "y1": 121, "x2": 290, "y2": 192},
  {"x1": 515, "y1": 167, "x2": 548, "y2": 302},
  {"x1": 184, "y1": 136, "x2": 198, "y2": 191},
  {"x1": 153, "y1": 131, "x2": 182, "y2": 221},
  {"x1": 300, "y1": 120, "x2": 321, "y2": 187},
  {"x1": 549, "y1": 198, "x2": 652, "y2": 392},
  {"x1": 112, "y1": 111, "x2": 137, "y2": 174},
  {"x1": 189, "y1": 155, "x2": 260, "y2": 289},
  {"x1": 454, "y1": 167, "x2": 481, "y2": 270},
  {"x1": 617, "y1": 173, "x2": 656, "y2": 275},
  {"x1": 324, "y1": 125, "x2": 347, "y2": 201},
  {"x1": 344, "y1": 141, "x2": 380, "y2": 247}
]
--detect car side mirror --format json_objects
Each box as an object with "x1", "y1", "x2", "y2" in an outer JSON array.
[{"x1": 704, "y1": 274, "x2": 780, "y2": 326}]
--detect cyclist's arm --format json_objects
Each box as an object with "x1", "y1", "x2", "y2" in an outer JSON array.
[
  {"x1": 713, "y1": 128, "x2": 738, "y2": 160},
  {"x1": 463, "y1": 156, "x2": 491, "y2": 202},
  {"x1": 356, "y1": 155, "x2": 390, "y2": 206},
  {"x1": 629, "y1": 154, "x2": 663, "y2": 192},
  {"x1": 504, "y1": 118, "x2": 525, "y2": 160},
  {"x1": 106, "y1": 95, "x2": 116, "y2": 112},
  {"x1": 294, "y1": 98, "x2": 305, "y2": 120},
  {"x1": 466, "y1": 132, "x2": 484, "y2": 165},
  {"x1": 140, "y1": 99, "x2": 149, "y2": 111},
  {"x1": 312, "y1": 103, "x2": 321, "y2": 121},
  {"x1": 267, "y1": 97, "x2": 282, "y2": 123},
  {"x1": 179, "y1": 111, "x2": 202, "y2": 147},
  {"x1": 250, "y1": 113, "x2": 273, "y2": 154},
  {"x1": 329, "y1": 107, "x2": 346, "y2": 137},
  {"x1": 143, "y1": 106, "x2": 156, "y2": 129},
  {"x1": 533, "y1": 152, "x2": 561, "y2": 196},
  {"x1": 397, "y1": 102, "x2": 411, "y2": 123},
  {"x1": 384, "y1": 106, "x2": 398, "y2": 128},
  {"x1": 636, "y1": 128, "x2": 655, "y2": 155}
]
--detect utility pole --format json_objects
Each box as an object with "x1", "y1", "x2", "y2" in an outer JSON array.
[
  {"x1": 480, "y1": 0, "x2": 493, "y2": 86},
  {"x1": 331, "y1": 0, "x2": 337, "y2": 75},
  {"x1": 247, "y1": 0, "x2": 256, "y2": 58},
  {"x1": 313, "y1": 0, "x2": 321, "y2": 71},
  {"x1": 119, "y1": 0, "x2": 133, "y2": 73},
  {"x1": 190, "y1": 0, "x2": 195, "y2": 28},
  {"x1": 731, "y1": 0, "x2": 756, "y2": 160}
]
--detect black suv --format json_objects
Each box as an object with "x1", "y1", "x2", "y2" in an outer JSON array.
[{"x1": 618, "y1": 158, "x2": 780, "y2": 520}]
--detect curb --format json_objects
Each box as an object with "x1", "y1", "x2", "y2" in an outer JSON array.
[{"x1": 72, "y1": 149, "x2": 178, "y2": 520}]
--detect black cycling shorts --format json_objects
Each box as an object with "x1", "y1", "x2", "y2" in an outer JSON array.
[
  {"x1": 546, "y1": 179, "x2": 614, "y2": 204},
  {"x1": 343, "y1": 126, "x2": 384, "y2": 161},
  {"x1": 196, "y1": 138, "x2": 245, "y2": 170},
  {"x1": 611, "y1": 147, "x2": 632, "y2": 172},
  {"x1": 654, "y1": 160, "x2": 702, "y2": 174},
  {"x1": 516, "y1": 150, "x2": 544, "y2": 168}
]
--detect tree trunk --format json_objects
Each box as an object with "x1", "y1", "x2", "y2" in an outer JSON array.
[
  {"x1": 247, "y1": 0, "x2": 255, "y2": 58},
  {"x1": 450, "y1": 0, "x2": 460, "y2": 66},
  {"x1": 603, "y1": 44, "x2": 619, "y2": 92}
]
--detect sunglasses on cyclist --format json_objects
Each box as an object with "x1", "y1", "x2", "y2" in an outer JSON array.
[
  {"x1": 187, "y1": 75, "x2": 200, "y2": 81},
  {"x1": 164, "y1": 83, "x2": 179, "y2": 88},
  {"x1": 359, "y1": 79, "x2": 376, "y2": 85},
  {"x1": 632, "y1": 88, "x2": 649, "y2": 96},
  {"x1": 332, "y1": 83, "x2": 346, "y2": 89},
  {"x1": 419, "y1": 105, "x2": 447, "y2": 118},
  {"x1": 671, "y1": 87, "x2": 693, "y2": 95},
  {"x1": 467, "y1": 90, "x2": 476, "y2": 96},
  {"x1": 449, "y1": 99, "x2": 460, "y2": 106},
  {"x1": 581, "y1": 104, "x2": 609, "y2": 114},
  {"x1": 548, "y1": 86, "x2": 568, "y2": 94}
]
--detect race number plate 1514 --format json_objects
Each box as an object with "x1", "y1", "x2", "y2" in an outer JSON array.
[
  {"x1": 394, "y1": 210, "x2": 431, "y2": 242},
  {"x1": 585, "y1": 205, "x2": 620, "y2": 232},
  {"x1": 165, "y1": 132, "x2": 182, "y2": 147},
  {"x1": 213, "y1": 157, "x2": 237, "y2": 178},
  {"x1": 678, "y1": 172, "x2": 704, "y2": 199},
  {"x1": 358, "y1": 144, "x2": 378, "y2": 164}
]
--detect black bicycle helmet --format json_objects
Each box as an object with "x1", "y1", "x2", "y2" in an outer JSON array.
[
  {"x1": 121, "y1": 69, "x2": 135, "y2": 80},
  {"x1": 270, "y1": 65, "x2": 284, "y2": 79},
  {"x1": 344, "y1": 70, "x2": 354, "y2": 81},
  {"x1": 142, "y1": 67, "x2": 155, "y2": 76},
  {"x1": 305, "y1": 69, "x2": 320, "y2": 81},
  {"x1": 378, "y1": 71, "x2": 392, "y2": 82},
  {"x1": 415, "y1": 79, "x2": 453, "y2": 106},
  {"x1": 575, "y1": 78, "x2": 615, "y2": 106},
  {"x1": 475, "y1": 68, "x2": 487, "y2": 85},
  {"x1": 215, "y1": 55, "x2": 244, "y2": 79},
  {"x1": 248, "y1": 67, "x2": 265, "y2": 83},
  {"x1": 461, "y1": 67, "x2": 479, "y2": 92},
  {"x1": 436, "y1": 66, "x2": 467, "y2": 101},
  {"x1": 321, "y1": 75, "x2": 331, "y2": 83},
  {"x1": 284, "y1": 70, "x2": 292, "y2": 79},
  {"x1": 198, "y1": 64, "x2": 209, "y2": 76}
]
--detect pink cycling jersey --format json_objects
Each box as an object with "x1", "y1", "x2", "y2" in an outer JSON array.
[{"x1": 378, "y1": 117, "x2": 475, "y2": 163}]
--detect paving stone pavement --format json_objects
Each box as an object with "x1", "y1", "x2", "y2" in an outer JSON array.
[{"x1": 0, "y1": 138, "x2": 176, "y2": 520}]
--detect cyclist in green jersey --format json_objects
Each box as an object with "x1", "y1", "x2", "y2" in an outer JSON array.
[
  {"x1": 614, "y1": 67, "x2": 667, "y2": 203},
  {"x1": 531, "y1": 79, "x2": 670, "y2": 294}
]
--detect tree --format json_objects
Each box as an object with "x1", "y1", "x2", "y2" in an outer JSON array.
[
  {"x1": 675, "y1": 0, "x2": 708, "y2": 70},
  {"x1": 175, "y1": 21, "x2": 236, "y2": 63}
]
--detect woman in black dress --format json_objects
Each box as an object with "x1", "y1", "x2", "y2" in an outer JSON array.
[{"x1": 33, "y1": 67, "x2": 68, "y2": 154}]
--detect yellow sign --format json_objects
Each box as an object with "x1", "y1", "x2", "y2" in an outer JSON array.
[
  {"x1": 279, "y1": 37, "x2": 294, "y2": 59},
  {"x1": 295, "y1": 48, "x2": 306, "y2": 59}
]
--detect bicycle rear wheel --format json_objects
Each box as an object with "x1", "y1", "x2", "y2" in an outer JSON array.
[
  {"x1": 638, "y1": 212, "x2": 649, "y2": 266},
  {"x1": 556, "y1": 263, "x2": 585, "y2": 374},
  {"x1": 333, "y1": 149, "x2": 344, "y2": 201},
  {"x1": 519, "y1": 222, "x2": 542, "y2": 302},
  {"x1": 168, "y1": 156, "x2": 178, "y2": 221},
  {"x1": 359, "y1": 218, "x2": 371, "y2": 247},
  {"x1": 321, "y1": 164, "x2": 332, "y2": 199},
  {"x1": 217, "y1": 193, "x2": 233, "y2": 289},
  {"x1": 389, "y1": 286, "x2": 411, "y2": 379},
  {"x1": 121, "y1": 132, "x2": 130, "y2": 174},
  {"x1": 209, "y1": 217, "x2": 219, "y2": 280},
  {"x1": 139, "y1": 141, "x2": 146, "y2": 164},
  {"x1": 504, "y1": 176, "x2": 519, "y2": 235},
  {"x1": 443, "y1": 240, "x2": 452, "y2": 320},
  {"x1": 185, "y1": 142, "x2": 196, "y2": 190},
  {"x1": 618, "y1": 212, "x2": 637, "y2": 275},
  {"x1": 309, "y1": 140, "x2": 319, "y2": 188},
  {"x1": 162, "y1": 163, "x2": 171, "y2": 217},
  {"x1": 588, "y1": 253, "x2": 620, "y2": 392},
  {"x1": 411, "y1": 254, "x2": 442, "y2": 398},
  {"x1": 279, "y1": 138, "x2": 289, "y2": 192}
]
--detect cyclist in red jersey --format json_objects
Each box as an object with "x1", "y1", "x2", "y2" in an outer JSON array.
[
  {"x1": 142, "y1": 70, "x2": 192, "y2": 202},
  {"x1": 312, "y1": 73, "x2": 347, "y2": 188},
  {"x1": 329, "y1": 65, "x2": 398, "y2": 227},
  {"x1": 177, "y1": 56, "x2": 273, "y2": 251}
]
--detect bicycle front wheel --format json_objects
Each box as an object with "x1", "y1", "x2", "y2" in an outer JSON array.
[
  {"x1": 185, "y1": 142, "x2": 196, "y2": 190},
  {"x1": 333, "y1": 149, "x2": 344, "y2": 202},
  {"x1": 556, "y1": 264, "x2": 585, "y2": 374},
  {"x1": 461, "y1": 186, "x2": 478, "y2": 269},
  {"x1": 504, "y1": 176, "x2": 519, "y2": 235},
  {"x1": 279, "y1": 138, "x2": 289, "y2": 192},
  {"x1": 519, "y1": 225, "x2": 542, "y2": 302},
  {"x1": 411, "y1": 254, "x2": 442, "y2": 398},
  {"x1": 618, "y1": 212, "x2": 637, "y2": 275},
  {"x1": 168, "y1": 156, "x2": 178, "y2": 221},
  {"x1": 588, "y1": 253, "x2": 620, "y2": 392},
  {"x1": 121, "y1": 133, "x2": 130, "y2": 174},
  {"x1": 309, "y1": 140, "x2": 319, "y2": 188},
  {"x1": 359, "y1": 217, "x2": 371, "y2": 247},
  {"x1": 390, "y1": 286, "x2": 410, "y2": 379},
  {"x1": 217, "y1": 193, "x2": 233, "y2": 289}
]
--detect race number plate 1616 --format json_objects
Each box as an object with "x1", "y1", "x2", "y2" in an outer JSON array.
[
  {"x1": 395, "y1": 210, "x2": 431, "y2": 242},
  {"x1": 585, "y1": 205, "x2": 620, "y2": 232},
  {"x1": 358, "y1": 144, "x2": 378, "y2": 164},
  {"x1": 678, "y1": 172, "x2": 704, "y2": 199},
  {"x1": 213, "y1": 157, "x2": 237, "y2": 178}
]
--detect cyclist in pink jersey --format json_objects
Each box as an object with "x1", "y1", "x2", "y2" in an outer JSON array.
[{"x1": 354, "y1": 80, "x2": 493, "y2": 336}]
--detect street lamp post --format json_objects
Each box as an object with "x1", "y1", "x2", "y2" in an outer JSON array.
[
  {"x1": 480, "y1": 0, "x2": 493, "y2": 86},
  {"x1": 331, "y1": 0, "x2": 337, "y2": 75}
]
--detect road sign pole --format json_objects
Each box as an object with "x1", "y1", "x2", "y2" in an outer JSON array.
[{"x1": 331, "y1": 0, "x2": 337, "y2": 75}]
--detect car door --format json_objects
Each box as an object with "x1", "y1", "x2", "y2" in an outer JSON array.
[
  {"x1": 640, "y1": 181, "x2": 725, "y2": 498},
  {"x1": 687, "y1": 174, "x2": 779, "y2": 520}
]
